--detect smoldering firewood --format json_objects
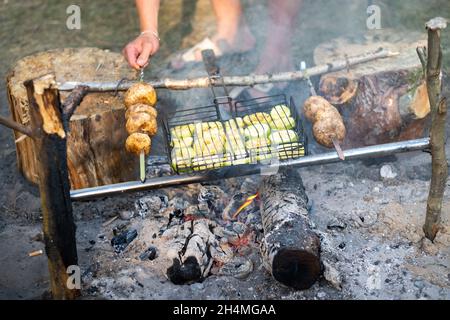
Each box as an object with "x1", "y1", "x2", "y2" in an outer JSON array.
[
  {"x1": 164, "y1": 219, "x2": 232, "y2": 285},
  {"x1": 259, "y1": 168, "x2": 321, "y2": 290}
]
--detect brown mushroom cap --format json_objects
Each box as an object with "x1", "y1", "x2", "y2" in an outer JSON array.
[
  {"x1": 312, "y1": 118, "x2": 346, "y2": 148},
  {"x1": 125, "y1": 133, "x2": 151, "y2": 155},
  {"x1": 125, "y1": 103, "x2": 158, "y2": 120},
  {"x1": 124, "y1": 83, "x2": 157, "y2": 108},
  {"x1": 126, "y1": 113, "x2": 158, "y2": 136},
  {"x1": 303, "y1": 96, "x2": 333, "y2": 122}
]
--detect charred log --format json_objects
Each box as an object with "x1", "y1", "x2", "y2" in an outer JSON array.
[
  {"x1": 259, "y1": 168, "x2": 321, "y2": 290},
  {"x1": 164, "y1": 219, "x2": 217, "y2": 284},
  {"x1": 24, "y1": 74, "x2": 79, "y2": 300}
]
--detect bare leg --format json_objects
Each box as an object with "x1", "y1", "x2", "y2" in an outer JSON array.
[
  {"x1": 241, "y1": 0, "x2": 302, "y2": 98},
  {"x1": 211, "y1": 0, "x2": 255, "y2": 50},
  {"x1": 171, "y1": 0, "x2": 255, "y2": 68},
  {"x1": 255, "y1": 0, "x2": 302, "y2": 74}
]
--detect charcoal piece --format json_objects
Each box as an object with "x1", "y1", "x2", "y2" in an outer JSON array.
[
  {"x1": 139, "y1": 246, "x2": 158, "y2": 261},
  {"x1": 112, "y1": 222, "x2": 130, "y2": 236},
  {"x1": 111, "y1": 229, "x2": 138, "y2": 253}
]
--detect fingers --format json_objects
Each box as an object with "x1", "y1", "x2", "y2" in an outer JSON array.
[
  {"x1": 123, "y1": 44, "x2": 141, "y2": 70},
  {"x1": 123, "y1": 36, "x2": 159, "y2": 70},
  {"x1": 137, "y1": 41, "x2": 153, "y2": 68}
]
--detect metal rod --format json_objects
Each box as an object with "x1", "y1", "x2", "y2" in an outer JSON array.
[
  {"x1": 70, "y1": 138, "x2": 430, "y2": 201},
  {"x1": 58, "y1": 49, "x2": 398, "y2": 92}
]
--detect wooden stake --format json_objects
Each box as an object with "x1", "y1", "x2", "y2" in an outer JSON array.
[
  {"x1": 418, "y1": 17, "x2": 448, "y2": 241},
  {"x1": 332, "y1": 137, "x2": 346, "y2": 161},
  {"x1": 25, "y1": 74, "x2": 80, "y2": 300}
]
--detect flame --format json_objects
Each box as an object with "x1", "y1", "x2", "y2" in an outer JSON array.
[{"x1": 231, "y1": 192, "x2": 259, "y2": 220}]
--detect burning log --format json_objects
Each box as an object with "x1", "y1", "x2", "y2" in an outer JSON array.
[
  {"x1": 314, "y1": 30, "x2": 431, "y2": 147},
  {"x1": 259, "y1": 168, "x2": 321, "y2": 290},
  {"x1": 6, "y1": 47, "x2": 139, "y2": 189},
  {"x1": 164, "y1": 219, "x2": 230, "y2": 284}
]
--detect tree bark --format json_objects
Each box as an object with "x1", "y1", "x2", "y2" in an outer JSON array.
[
  {"x1": 259, "y1": 168, "x2": 321, "y2": 290},
  {"x1": 420, "y1": 17, "x2": 448, "y2": 241},
  {"x1": 25, "y1": 74, "x2": 79, "y2": 300}
]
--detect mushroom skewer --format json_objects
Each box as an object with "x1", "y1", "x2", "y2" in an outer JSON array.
[
  {"x1": 124, "y1": 67, "x2": 159, "y2": 183},
  {"x1": 301, "y1": 61, "x2": 345, "y2": 160}
]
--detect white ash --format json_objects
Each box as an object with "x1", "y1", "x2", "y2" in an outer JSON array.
[{"x1": 73, "y1": 152, "x2": 450, "y2": 299}]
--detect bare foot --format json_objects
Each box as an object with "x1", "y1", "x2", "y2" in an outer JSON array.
[
  {"x1": 212, "y1": 22, "x2": 256, "y2": 53},
  {"x1": 169, "y1": 29, "x2": 256, "y2": 70},
  {"x1": 242, "y1": 52, "x2": 294, "y2": 99}
]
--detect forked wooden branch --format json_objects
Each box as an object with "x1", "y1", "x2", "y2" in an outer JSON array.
[
  {"x1": 61, "y1": 85, "x2": 89, "y2": 130},
  {"x1": 0, "y1": 114, "x2": 34, "y2": 137},
  {"x1": 420, "y1": 17, "x2": 448, "y2": 241}
]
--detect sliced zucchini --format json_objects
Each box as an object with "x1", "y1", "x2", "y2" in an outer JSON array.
[
  {"x1": 244, "y1": 123, "x2": 271, "y2": 139},
  {"x1": 243, "y1": 112, "x2": 271, "y2": 126},
  {"x1": 270, "y1": 104, "x2": 291, "y2": 119},
  {"x1": 171, "y1": 136, "x2": 194, "y2": 148},
  {"x1": 268, "y1": 116, "x2": 296, "y2": 130},
  {"x1": 171, "y1": 124, "x2": 194, "y2": 139},
  {"x1": 269, "y1": 130, "x2": 299, "y2": 145}
]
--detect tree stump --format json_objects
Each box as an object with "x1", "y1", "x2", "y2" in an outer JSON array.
[
  {"x1": 6, "y1": 48, "x2": 138, "y2": 189},
  {"x1": 314, "y1": 30, "x2": 429, "y2": 148}
]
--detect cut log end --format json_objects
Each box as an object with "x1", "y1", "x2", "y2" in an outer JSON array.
[
  {"x1": 272, "y1": 248, "x2": 321, "y2": 290},
  {"x1": 166, "y1": 257, "x2": 202, "y2": 285},
  {"x1": 319, "y1": 76, "x2": 358, "y2": 105},
  {"x1": 426, "y1": 17, "x2": 447, "y2": 31}
]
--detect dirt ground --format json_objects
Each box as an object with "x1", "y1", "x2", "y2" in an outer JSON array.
[{"x1": 0, "y1": 0, "x2": 450, "y2": 300}]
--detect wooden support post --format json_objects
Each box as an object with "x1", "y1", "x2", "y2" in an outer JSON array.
[
  {"x1": 25, "y1": 74, "x2": 80, "y2": 299},
  {"x1": 418, "y1": 17, "x2": 448, "y2": 241}
]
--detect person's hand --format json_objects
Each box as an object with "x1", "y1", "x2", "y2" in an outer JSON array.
[{"x1": 123, "y1": 33, "x2": 160, "y2": 70}]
